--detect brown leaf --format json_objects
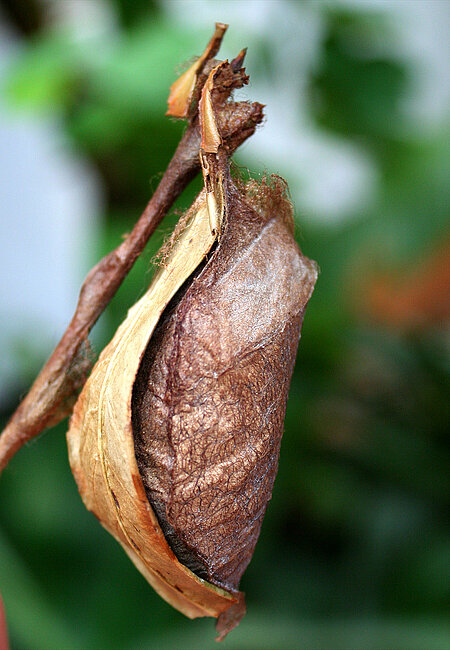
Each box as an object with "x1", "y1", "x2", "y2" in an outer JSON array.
[
  {"x1": 66, "y1": 49, "x2": 317, "y2": 643},
  {"x1": 67, "y1": 191, "x2": 239, "y2": 622},
  {"x1": 167, "y1": 23, "x2": 228, "y2": 118}
]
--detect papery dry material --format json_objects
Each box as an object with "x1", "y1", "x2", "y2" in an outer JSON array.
[
  {"x1": 133, "y1": 172, "x2": 317, "y2": 593},
  {"x1": 67, "y1": 58, "x2": 317, "y2": 641}
]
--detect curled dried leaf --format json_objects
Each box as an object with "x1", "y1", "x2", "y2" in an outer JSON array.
[
  {"x1": 167, "y1": 22, "x2": 228, "y2": 118},
  {"x1": 68, "y1": 191, "x2": 240, "y2": 623},
  {"x1": 67, "y1": 40, "x2": 317, "y2": 642}
]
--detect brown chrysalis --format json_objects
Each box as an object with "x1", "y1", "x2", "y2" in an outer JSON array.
[{"x1": 67, "y1": 55, "x2": 317, "y2": 641}]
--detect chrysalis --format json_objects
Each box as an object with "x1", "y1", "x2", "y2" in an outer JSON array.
[{"x1": 67, "y1": 59, "x2": 317, "y2": 640}]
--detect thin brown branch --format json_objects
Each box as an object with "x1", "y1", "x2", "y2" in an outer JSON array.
[{"x1": 0, "y1": 33, "x2": 263, "y2": 473}]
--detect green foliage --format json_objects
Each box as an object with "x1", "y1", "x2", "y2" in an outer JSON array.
[
  {"x1": 312, "y1": 9, "x2": 409, "y2": 141},
  {"x1": 1, "y1": 2, "x2": 448, "y2": 649}
]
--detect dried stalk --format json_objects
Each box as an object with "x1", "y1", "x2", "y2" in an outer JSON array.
[{"x1": 0, "y1": 24, "x2": 263, "y2": 473}]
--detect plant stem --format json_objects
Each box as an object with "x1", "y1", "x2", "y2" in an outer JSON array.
[{"x1": 0, "y1": 85, "x2": 263, "y2": 474}]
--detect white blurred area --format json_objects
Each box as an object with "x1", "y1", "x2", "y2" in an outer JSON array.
[
  {"x1": 0, "y1": 16, "x2": 103, "y2": 407},
  {"x1": 0, "y1": 0, "x2": 448, "y2": 406}
]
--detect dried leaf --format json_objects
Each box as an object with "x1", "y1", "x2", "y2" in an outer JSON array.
[
  {"x1": 67, "y1": 51, "x2": 317, "y2": 643},
  {"x1": 67, "y1": 191, "x2": 240, "y2": 622},
  {"x1": 167, "y1": 23, "x2": 228, "y2": 118}
]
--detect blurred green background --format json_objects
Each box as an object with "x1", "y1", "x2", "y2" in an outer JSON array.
[{"x1": 0, "y1": 1, "x2": 449, "y2": 649}]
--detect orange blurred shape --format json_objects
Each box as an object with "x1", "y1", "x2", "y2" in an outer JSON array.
[
  {"x1": 0, "y1": 595, "x2": 9, "y2": 650},
  {"x1": 365, "y1": 235, "x2": 450, "y2": 330}
]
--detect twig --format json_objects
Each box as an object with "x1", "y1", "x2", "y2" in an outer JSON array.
[{"x1": 0, "y1": 26, "x2": 263, "y2": 473}]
